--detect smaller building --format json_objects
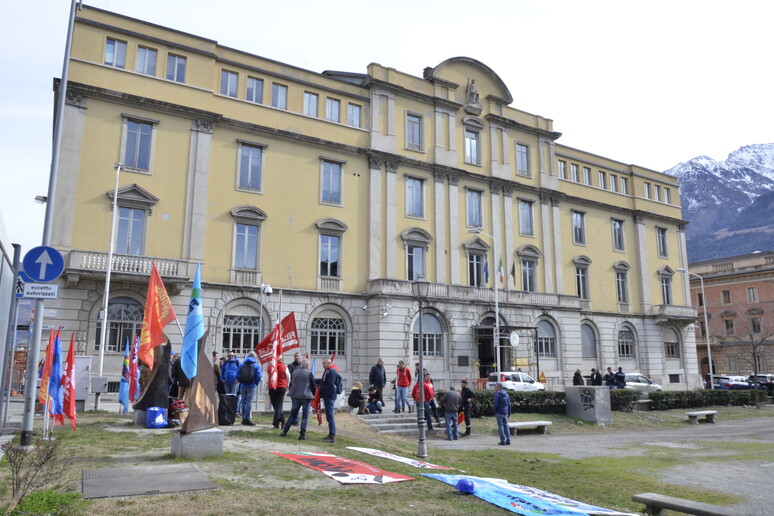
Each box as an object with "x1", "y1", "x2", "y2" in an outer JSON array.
[{"x1": 687, "y1": 251, "x2": 774, "y2": 377}]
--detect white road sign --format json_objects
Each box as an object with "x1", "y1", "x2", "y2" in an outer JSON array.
[{"x1": 23, "y1": 283, "x2": 59, "y2": 299}]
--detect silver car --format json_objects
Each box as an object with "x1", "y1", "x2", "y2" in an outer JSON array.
[
  {"x1": 487, "y1": 371, "x2": 545, "y2": 392},
  {"x1": 624, "y1": 373, "x2": 662, "y2": 392}
]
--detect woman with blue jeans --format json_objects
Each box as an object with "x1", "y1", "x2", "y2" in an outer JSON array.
[
  {"x1": 280, "y1": 358, "x2": 316, "y2": 440},
  {"x1": 493, "y1": 383, "x2": 511, "y2": 445}
]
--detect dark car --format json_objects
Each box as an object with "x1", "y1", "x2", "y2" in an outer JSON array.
[
  {"x1": 748, "y1": 374, "x2": 774, "y2": 395},
  {"x1": 707, "y1": 375, "x2": 755, "y2": 390}
]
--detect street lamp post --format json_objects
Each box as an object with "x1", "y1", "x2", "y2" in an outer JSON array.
[
  {"x1": 411, "y1": 276, "x2": 430, "y2": 459},
  {"x1": 677, "y1": 268, "x2": 714, "y2": 389},
  {"x1": 469, "y1": 227, "x2": 501, "y2": 374},
  {"x1": 258, "y1": 283, "x2": 272, "y2": 340}
]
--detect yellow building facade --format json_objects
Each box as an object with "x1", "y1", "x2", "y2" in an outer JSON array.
[{"x1": 46, "y1": 5, "x2": 700, "y2": 392}]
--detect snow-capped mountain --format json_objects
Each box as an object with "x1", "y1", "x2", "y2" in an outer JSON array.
[{"x1": 667, "y1": 144, "x2": 774, "y2": 262}]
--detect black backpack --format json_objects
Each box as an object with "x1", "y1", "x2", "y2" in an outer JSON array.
[{"x1": 238, "y1": 362, "x2": 255, "y2": 384}]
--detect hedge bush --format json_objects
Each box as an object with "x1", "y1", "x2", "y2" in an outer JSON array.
[
  {"x1": 649, "y1": 388, "x2": 764, "y2": 410},
  {"x1": 436, "y1": 389, "x2": 565, "y2": 417},
  {"x1": 609, "y1": 388, "x2": 641, "y2": 412}
]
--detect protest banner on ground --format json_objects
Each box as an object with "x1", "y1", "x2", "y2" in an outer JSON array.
[{"x1": 272, "y1": 452, "x2": 413, "y2": 484}]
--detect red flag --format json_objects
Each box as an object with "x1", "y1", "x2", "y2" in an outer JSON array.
[
  {"x1": 138, "y1": 263, "x2": 177, "y2": 369},
  {"x1": 310, "y1": 352, "x2": 336, "y2": 426},
  {"x1": 129, "y1": 335, "x2": 140, "y2": 403},
  {"x1": 255, "y1": 324, "x2": 280, "y2": 364},
  {"x1": 457, "y1": 410, "x2": 465, "y2": 426},
  {"x1": 279, "y1": 313, "x2": 299, "y2": 353},
  {"x1": 268, "y1": 329, "x2": 281, "y2": 390},
  {"x1": 60, "y1": 334, "x2": 77, "y2": 431},
  {"x1": 38, "y1": 330, "x2": 56, "y2": 405}
]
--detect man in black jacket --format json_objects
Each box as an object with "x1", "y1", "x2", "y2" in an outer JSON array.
[{"x1": 369, "y1": 358, "x2": 386, "y2": 405}]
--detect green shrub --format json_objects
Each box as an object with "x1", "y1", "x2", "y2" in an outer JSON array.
[
  {"x1": 15, "y1": 489, "x2": 84, "y2": 515},
  {"x1": 609, "y1": 389, "x2": 640, "y2": 412},
  {"x1": 649, "y1": 388, "x2": 763, "y2": 410}
]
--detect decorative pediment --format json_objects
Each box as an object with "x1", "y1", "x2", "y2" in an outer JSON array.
[
  {"x1": 231, "y1": 205, "x2": 267, "y2": 225},
  {"x1": 747, "y1": 308, "x2": 764, "y2": 316},
  {"x1": 107, "y1": 184, "x2": 159, "y2": 213},
  {"x1": 462, "y1": 115, "x2": 484, "y2": 130},
  {"x1": 463, "y1": 237, "x2": 491, "y2": 252},
  {"x1": 315, "y1": 217, "x2": 348, "y2": 234},
  {"x1": 719, "y1": 310, "x2": 737, "y2": 318},
  {"x1": 573, "y1": 255, "x2": 592, "y2": 267},
  {"x1": 658, "y1": 265, "x2": 675, "y2": 277},
  {"x1": 423, "y1": 57, "x2": 514, "y2": 104},
  {"x1": 516, "y1": 244, "x2": 542, "y2": 260},
  {"x1": 400, "y1": 227, "x2": 433, "y2": 248},
  {"x1": 613, "y1": 261, "x2": 631, "y2": 272}
]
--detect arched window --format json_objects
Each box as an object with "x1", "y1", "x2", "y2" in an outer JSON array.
[
  {"x1": 222, "y1": 302, "x2": 268, "y2": 355},
  {"x1": 310, "y1": 317, "x2": 346, "y2": 356},
  {"x1": 412, "y1": 313, "x2": 443, "y2": 357},
  {"x1": 95, "y1": 297, "x2": 143, "y2": 352},
  {"x1": 664, "y1": 327, "x2": 680, "y2": 358},
  {"x1": 581, "y1": 323, "x2": 597, "y2": 358},
  {"x1": 617, "y1": 327, "x2": 635, "y2": 358},
  {"x1": 536, "y1": 320, "x2": 557, "y2": 357}
]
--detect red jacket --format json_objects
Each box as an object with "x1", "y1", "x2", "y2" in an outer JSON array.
[
  {"x1": 396, "y1": 366, "x2": 412, "y2": 387},
  {"x1": 412, "y1": 380, "x2": 433, "y2": 402}
]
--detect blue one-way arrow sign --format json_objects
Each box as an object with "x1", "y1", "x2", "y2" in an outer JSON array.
[{"x1": 22, "y1": 246, "x2": 65, "y2": 283}]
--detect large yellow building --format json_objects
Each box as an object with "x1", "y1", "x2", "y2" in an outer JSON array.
[{"x1": 46, "y1": 5, "x2": 700, "y2": 392}]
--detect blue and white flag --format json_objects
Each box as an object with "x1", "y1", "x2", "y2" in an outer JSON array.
[
  {"x1": 48, "y1": 331, "x2": 64, "y2": 418},
  {"x1": 118, "y1": 337, "x2": 131, "y2": 412},
  {"x1": 484, "y1": 255, "x2": 490, "y2": 284},
  {"x1": 181, "y1": 263, "x2": 205, "y2": 379}
]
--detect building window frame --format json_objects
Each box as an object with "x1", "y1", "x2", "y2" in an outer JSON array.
[
  {"x1": 236, "y1": 141, "x2": 266, "y2": 193},
  {"x1": 617, "y1": 327, "x2": 635, "y2": 358},
  {"x1": 135, "y1": 46, "x2": 157, "y2": 76},
  {"x1": 406, "y1": 176, "x2": 424, "y2": 218},
  {"x1": 105, "y1": 38, "x2": 127, "y2": 68},
  {"x1": 320, "y1": 158, "x2": 344, "y2": 205},
  {"x1": 466, "y1": 189, "x2": 483, "y2": 227},
  {"x1": 536, "y1": 320, "x2": 557, "y2": 358},
  {"x1": 246, "y1": 77, "x2": 263, "y2": 104},
  {"x1": 572, "y1": 210, "x2": 586, "y2": 245},
  {"x1": 347, "y1": 103, "x2": 361, "y2": 128},
  {"x1": 303, "y1": 92, "x2": 319, "y2": 117},
  {"x1": 316, "y1": 218, "x2": 347, "y2": 279},
  {"x1": 406, "y1": 113, "x2": 423, "y2": 151},
  {"x1": 659, "y1": 268, "x2": 673, "y2": 305},
  {"x1": 231, "y1": 206, "x2": 267, "y2": 272},
  {"x1": 220, "y1": 69, "x2": 238, "y2": 97},
  {"x1": 721, "y1": 289, "x2": 731, "y2": 305},
  {"x1": 573, "y1": 255, "x2": 592, "y2": 300},
  {"x1": 516, "y1": 143, "x2": 530, "y2": 176},
  {"x1": 558, "y1": 160, "x2": 567, "y2": 179},
  {"x1": 326, "y1": 97, "x2": 341, "y2": 122},
  {"x1": 583, "y1": 166, "x2": 592, "y2": 185},
  {"x1": 517, "y1": 245, "x2": 541, "y2": 293},
  {"x1": 412, "y1": 313, "x2": 444, "y2": 357},
  {"x1": 94, "y1": 297, "x2": 143, "y2": 353},
  {"x1": 612, "y1": 219, "x2": 625, "y2": 251},
  {"x1": 656, "y1": 227, "x2": 668, "y2": 257},
  {"x1": 614, "y1": 261, "x2": 630, "y2": 305},
  {"x1": 310, "y1": 317, "x2": 346, "y2": 356},
  {"x1": 518, "y1": 199, "x2": 534, "y2": 236},
  {"x1": 120, "y1": 114, "x2": 159, "y2": 173},
  {"x1": 401, "y1": 228, "x2": 432, "y2": 281},
  {"x1": 748, "y1": 287, "x2": 759, "y2": 303},
  {"x1": 166, "y1": 53, "x2": 186, "y2": 83},
  {"x1": 271, "y1": 83, "x2": 288, "y2": 109}
]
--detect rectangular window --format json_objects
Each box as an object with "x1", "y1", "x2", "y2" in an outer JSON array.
[
  {"x1": 166, "y1": 54, "x2": 186, "y2": 83},
  {"x1": 748, "y1": 287, "x2": 759, "y2": 303},
  {"x1": 572, "y1": 211, "x2": 586, "y2": 245},
  {"x1": 464, "y1": 130, "x2": 480, "y2": 164},
  {"x1": 519, "y1": 200, "x2": 534, "y2": 236},
  {"x1": 537, "y1": 335, "x2": 557, "y2": 358},
  {"x1": 135, "y1": 46, "x2": 157, "y2": 75},
  {"x1": 665, "y1": 340, "x2": 680, "y2": 358},
  {"x1": 699, "y1": 320, "x2": 706, "y2": 337},
  {"x1": 413, "y1": 333, "x2": 443, "y2": 357},
  {"x1": 319, "y1": 235, "x2": 340, "y2": 277},
  {"x1": 238, "y1": 144, "x2": 263, "y2": 191},
  {"x1": 697, "y1": 292, "x2": 704, "y2": 307},
  {"x1": 220, "y1": 70, "x2": 238, "y2": 97},
  {"x1": 326, "y1": 98, "x2": 341, "y2": 122},
  {"x1": 558, "y1": 160, "x2": 567, "y2": 179},
  {"x1": 752, "y1": 317, "x2": 762, "y2": 334},
  {"x1": 598, "y1": 171, "x2": 607, "y2": 190},
  {"x1": 468, "y1": 253, "x2": 485, "y2": 287},
  {"x1": 583, "y1": 167, "x2": 592, "y2": 185},
  {"x1": 621, "y1": 177, "x2": 629, "y2": 194},
  {"x1": 724, "y1": 318, "x2": 734, "y2": 335},
  {"x1": 644, "y1": 182, "x2": 652, "y2": 199},
  {"x1": 610, "y1": 174, "x2": 618, "y2": 192},
  {"x1": 116, "y1": 207, "x2": 144, "y2": 255},
  {"x1": 616, "y1": 271, "x2": 628, "y2": 303},
  {"x1": 272, "y1": 83, "x2": 288, "y2": 109},
  {"x1": 516, "y1": 144, "x2": 530, "y2": 176},
  {"x1": 304, "y1": 92, "x2": 319, "y2": 117},
  {"x1": 234, "y1": 223, "x2": 259, "y2": 269},
  {"x1": 406, "y1": 177, "x2": 424, "y2": 217},
  {"x1": 522, "y1": 259, "x2": 536, "y2": 292},
  {"x1": 576, "y1": 267, "x2": 589, "y2": 300},
  {"x1": 618, "y1": 330, "x2": 635, "y2": 358},
  {"x1": 612, "y1": 219, "x2": 624, "y2": 251},
  {"x1": 664, "y1": 187, "x2": 671, "y2": 204},
  {"x1": 124, "y1": 120, "x2": 153, "y2": 170},
  {"x1": 105, "y1": 38, "x2": 127, "y2": 68},
  {"x1": 661, "y1": 276, "x2": 672, "y2": 305},
  {"x1": 347, "y1": 103, "x2": 361, "y2": 127},
  {"x1": 321, "y1": 160, "x2": 343, "y2": 204},
  {"x1": 656, "y1": 227, "x2": 668, "y2": 257},
  {"x1": 466, "y1": 189, "x2": 483, "y2": 227},
  {"x1": 571, "y1": 164, "x2": 579, "y2": 182},
  {"x1": 407, "y1": 245, "x2": 425, "y2": 281},
  {"x1": 655, "y1": 185, "x2": 662, "y2": 202},
  {"x1": 721, "y1": 290, "x2": 731, "y2": 304},
  {"x1": 406, "y1": 114, "x2": 423, "y2": 151},
  {"x1": 246, "y1": 77, "x2": 263, "y2": 103}
]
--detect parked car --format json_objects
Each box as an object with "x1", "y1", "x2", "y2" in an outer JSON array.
[
  {"x1": 623, "y1": 373, "x2": 662, "y2": 393},
  {"x1": 748, "y1": 374, "x2": 774, "y2": 395},
  {"x1": 486, "y1": 371, "x2": 545, "y2": 392},
  {"x1": 707, "y1": 375, "x2": 755, "y2": 390}
]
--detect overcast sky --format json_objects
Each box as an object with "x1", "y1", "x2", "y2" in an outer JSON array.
[{"x1": 2, "y1": 0, "x2": 772, "y2": 254}]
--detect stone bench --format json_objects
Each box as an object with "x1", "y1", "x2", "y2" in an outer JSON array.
[
  {"x1": 632, "y1": 492, "x2": 734, "y2": 516},
  {"x1": 508, "y1": 420, "x2": 552, "y2": 436},
  {"x1": 685, "y1": 410, "x2": 717, "y2": 425}
]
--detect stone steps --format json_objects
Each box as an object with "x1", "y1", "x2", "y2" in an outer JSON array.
[{"x1": 358, "y1": 412, "x2": 424, "y2": 435}]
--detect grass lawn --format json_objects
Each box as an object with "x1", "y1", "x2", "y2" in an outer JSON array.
[{"x1": 1, "y1": 405, "x2": 772, "y2": 515}]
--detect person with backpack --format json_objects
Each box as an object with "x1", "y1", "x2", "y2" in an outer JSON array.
[
  {"x1": 221, "y1": 351, "x2": 241, "y2": 395},
  {"x1": 320, "y1": 357, "x2": 342, "y2": 443},
  {"x1": 238, "y1": 351, "x2": 262, "y2": 426}
]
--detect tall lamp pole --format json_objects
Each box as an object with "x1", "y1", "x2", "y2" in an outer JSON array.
[
  {"x1": 469, "y1": 228, "x2": 500, "y2": 374},
  {"x1": 258, "y1": 283, "x2": 272, "y2": 339},
  {"x1": 411, "y1": 276, "x2": 429, "y2": 459},
  {"x1": 677, "y1": 268, "x2": 714, "y2": 389}
]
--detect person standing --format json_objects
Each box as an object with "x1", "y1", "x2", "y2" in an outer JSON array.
[
  {"x1": 572, "y1": 369, "x2": 584, "y2": 386},
  {"x1": 369, "y1": 358, "x2": 387, "y2": 405},
  {"x1": 269, "y1": 355, "x2": 290, "y2": 428},
  {"x1": 287, "y1": 352, "x2": 302, "y2": 379},
  {"x1": 615, "y1": 367, "x2": 627, "y2": 389},
  {"x1": 604, "y1": 367, "x2": 616, "y2": 389},
  {"x1": 221, "y1": 351, "x2": 240, "y2": 395},
  {"x1": 459, "y1": 379, "x2": 476, "y2": 437},
  {"x1": 440, "y1": 386, "x2": 462, "y2": 440},
  {"x1": 412, "y1": 373, "x2": 434, "y2": 431},
  {"x1": 280, "y1": 358, "x2": 315, "y2": 440},
  {"x1": 238, "y1": 351, "x2": 262, "y2": 426},
  {"x1": 320, "y1": 357, "x2": 342, "y2": 443},
  {"x1": 425, "y1": 373, "x2": 440, "y2": 424},
  {"x1": 394, "y1": 360, "x2": 412, "y2": 413},
  {"x1": 494, "y1": 383, "x2": 511, "y2": 445},
  {"x1": 590, "y1": 368, "x2": 603, "y2": 386}
]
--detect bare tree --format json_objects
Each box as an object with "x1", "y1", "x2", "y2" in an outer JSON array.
[{"x1": 722, "y1": 313, "x2": 773, "y2": 408}]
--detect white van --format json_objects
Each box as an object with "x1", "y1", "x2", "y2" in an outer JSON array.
[{"x1": 486, "y1": 371, "x2": 545, "y2": 392}]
